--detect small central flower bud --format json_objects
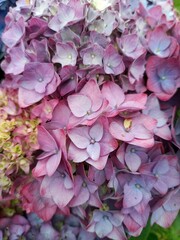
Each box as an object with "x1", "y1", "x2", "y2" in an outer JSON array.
[
  {"x1": 90, "y1": 139, "x2": 95, "y2": 144},
  {"x1": 91, "y1": 54, "x2": 95, "y2": 59},
  {"x1": 82, "y1": 182, "x2": 87, "y2": 188},
  {"x1": 123, "y1": 119, "x2": 132, "y2": 132},
  {"x1": 68, "y1": 54, "x2": 72, "y2": 59},
  {"x1": 103, "y1": 215, "x2": 109, "y2": 220},
  {"x1": 161, "y1": 76, "x2": 166, "y2": 80},
  {"x1": 131, "y1": 148, "x2": 136, "y2": 153},
  {"x1": 135, "y1": 184, "x2": 141, "y2": 189},
  {"x1": 38, "y1": 77, "x2": 44, "y2": 82},
  {"x1": 154, "y1": 173, "x2": 159, "y2": 178},
  {"x1": 60, "y1": 172, "x2": 66, "y2": 178}
]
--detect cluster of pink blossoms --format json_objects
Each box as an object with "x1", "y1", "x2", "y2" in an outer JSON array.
[{"x1": 0, "y1": 0, "x2": 180, "y2": 239}]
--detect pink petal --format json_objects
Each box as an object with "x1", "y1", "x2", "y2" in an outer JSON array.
[
  {"x1": 18, "y1": 87, "x2": 43, "y2": 107},
  {"x1": 37, "y1": 205, "x2": 57, "y2": 222},
  {"x1": 2, "y1": 18, "x2": 25, "y2": 48},
  {"x1": 130, "y1": 138, "x2": 154, "y2": 148},
  {"x1": 89, "y1": 123, "x2": 103, "y2": 141},
  {"x1": 108, "y1": 227, "x2": 127, "y2": 240},
  {"x1": 154, "y1": 125, "x2": 172, "y2": 140},
  {"x1": 102, "y1": 81, "x2": 125, "y2": 108},
  {"x1": 80, "y1": 79, "x2": 103, "y2": 112},
  {"x1": 50, "y1": 178, "x2": 74, "y2": 208},
  {"x1": 68, "y1": 127, "x2": 90, "y2": 149},
  {"x1": 64, "y1": 175, "x2": 74, "y2": 189},
  {"x1": 68, "y1": 143, "x2": 89, "y2": 162},
  {"x1": 132, "y1": 125, "x2": 152, "y2": 139},
  {"x1": 155, "y1": 211, "x2": 178, "y2": 228},
  {"x1": 87, "y1": 155, "x2": 108, "y2": 170},
  {"x1": 38, "y1": 126, "x2": 58, "y2": 152},
  {"x1": 110, "y1": 121, "x2": 134, "y2": 142},
  {"x1": 67, "y1": 94, "x2": 92, "y2": 117},
  {"x1": 46, "y1": 152, "x2": 61, "y2": 177},
  {"x1": 37, "y1": 151, "x2": 55, "y2": 160},
  {"x1": 87, "y1": 142, "x2": 100, "y2": 161},
  {"x1": 51, "y1": 101, "x2": 71, "y2": 128},
  {"x1": 100, "y1": 138, "x2": 118, "y2": 156},
  {"x1": 120, "y1": 93, "x2": 147, "y2": 111},
  {"x1": 32, "y1": 159, "x2": 48, "y2": 177},
  {"x1": 70, "y1": 187, "x2": 89, "y2": 207},
  {"x1": 123, "y1": 216, "x2": 141, "y2": 234}
]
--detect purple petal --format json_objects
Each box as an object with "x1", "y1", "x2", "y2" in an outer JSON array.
[
  {"x1": 48, "y1": 174, "x2": 74, "y2": 208},
  {"x1": 154, "y1": 179, "x2": 168, "y2": 195},
  {"x1": 164, "y1": 193, "x2": 180, "y2": 211},
  {"x1": 38, "y1": 126, "x2": 58, "y2": 152},
  {"x1": 68, "y1": 94, "x2": 92, "y2": 117},
  {"x1": 154, "y1": 211, "x2": 178, "y2": 228},
  {"x1": 110, "y1": 121, "x2": 134, "y2": 142},
  {"x1": 70, "y1": 187, "x2": 89, "y2": 207},
  {"x1": 52, "y1": 42, "x2": 78, "y2": 67},
  {"x1": 132, "y1": 124, "x2": 152, "y2": 139},
  {"x1": 87, "y1": 142, "x2": 100, "y2": 161},
  {"x1": 151, "y1": 207, "x2": 164, "y2": 224},
  {"x1": 95, "y1": 218, "x2": 113, "y2": 238},
  {"x1": 2, "y1": 17, "x2": 25, "y2": 48},
  {"x1": 87, "y1": 155, "x2": 108, "y2": 170},
  {"x1": 123, "y1": 184, "x2": 143, "y2": 208},
  {"x1": 46, "y1": 152, "x2": 61, "y2": 177},
  {"x1": 153, "y1": 160, "x2": 169, "y2": 174},
  {"x1": 81, "y1": 45, "x2": 104, "y2": 66},
  {"x1": 125, "y1": 152, "x2": 141, "y2": 172},
  {"x1": 68, "y1": 143, "x2": 89, "y2": 162},
  {"x1": 48, "y1": 3, "x2": 76, "y2": 31},
  {"x1": 102, "y1": 81, "x2": 125, "y2": 109},
  {"x1": 49, "y1": 101, "x2": 71, "y2": 129},
  {"x1": 89, "y1": 123, "x2": 103, "y2": 141},
  {"x1": 18, "y1": 87, "x2": 43, "y2": 107},
  {"x1": 108, "y1": 227, "x2": 127, "y2": 240},
  {"x1": 68, "y1": 127, "x2": 90, "y2": 149},
  {"x1": 103, "y1": 44, "x2": 125, "y2": 75},
  {"x1": 160, "y1": 78, "x2": 176, "y2": 94},
  {"x1": 109, "y1": 213, "x2": 124, "y2": 227}
]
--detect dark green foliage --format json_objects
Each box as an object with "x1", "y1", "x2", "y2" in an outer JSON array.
[
  {"x1": 129, "y1": 214, "x2": 180, "y2": 240},
  {"x1": 174, "y1": 0, "x2": 180, "y2": 11}
]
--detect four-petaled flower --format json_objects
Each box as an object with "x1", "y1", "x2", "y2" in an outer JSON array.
[
  {"x1": 68, "y1": 119, "x2": 118, "y2": 169},
  {"x1": 147, "y1": 56, "x2": 180, "y2": 100},
  {"x1": 110, "y1": 114, "x2": 156, "y2": 148},
  {"x1": 52, "y1": 42, "x2": 78, "y2": 67},
  {"x1": 18, "y1": 62, "x2": 61, "y2": 107}
]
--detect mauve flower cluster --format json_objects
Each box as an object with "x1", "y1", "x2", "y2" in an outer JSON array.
[{"x1": 0, "y1": 0, "x2": 180, "y2": 239}]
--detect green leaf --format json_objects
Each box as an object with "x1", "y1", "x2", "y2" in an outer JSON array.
[{"x1": 174, "y1": 0, "x2": 180, "y2": 11}]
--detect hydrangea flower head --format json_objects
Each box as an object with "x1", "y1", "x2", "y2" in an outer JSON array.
[{"x1": 0, "y1": 0, "x2": 180, "y2": 239}]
